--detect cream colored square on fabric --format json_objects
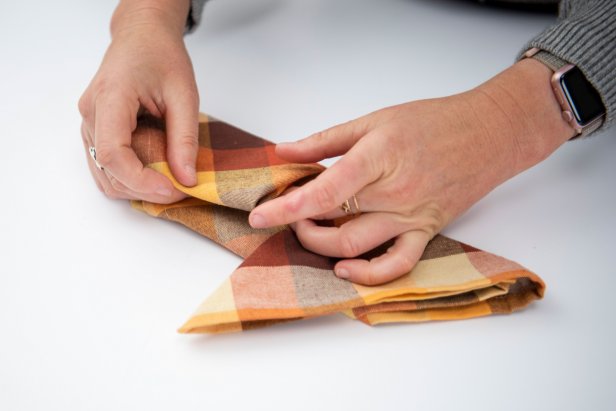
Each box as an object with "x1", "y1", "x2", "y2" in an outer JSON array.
[
  {"x1": 191, "y1": 278, "x2": 239, "y2": 321},
  {"x1": 353, "y1": 253, "x2": 488, "y2": 300}
]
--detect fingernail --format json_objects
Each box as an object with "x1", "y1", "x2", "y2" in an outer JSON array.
[
  {"x1": 156, "y1": 187, "x2": 173, "y2": 197},
  {"x1": 335, "y1": 268, "x2": 349, "y2": 279},
  {"x1": 250, "y1": 213, "x2": 266, "y2": 228}
]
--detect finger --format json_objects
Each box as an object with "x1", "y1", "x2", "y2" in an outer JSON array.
[
  {"x1": 164, "y1": 83, "x2": 199, "y2": 187},
  {"x1": 293, "y1": 212, "x2": 409, "y2": 258},
  {"x1": 93, "y1": 93, "x2": 177, "y2": 200},
  {"x1": 275, "y1": 117, "x2": 370, "y2": 163},
  {"x1": 334, "y1": 230, "x2": 431, "y2": 286},
  {"x1": 249, "y1": 136, "x2": 381, "y2": 228},
  {"x1": 309, "y1": 194, "x2": 367, "y2": 220},
  {"x1": 81, "y1": 121, "x2": 112, "y2": 194},
  {"x1": 81, "y1": 131, "x2": 138, "y2": 200}
]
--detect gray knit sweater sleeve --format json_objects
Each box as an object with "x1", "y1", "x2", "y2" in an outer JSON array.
[{"x1": 518, "y1": 0, "x2": 616, "y2": 132}]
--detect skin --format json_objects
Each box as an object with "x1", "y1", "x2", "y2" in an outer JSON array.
[
  {"x1": 79, "y1": 0, "x2": 196, "y2": 204},
  {"x1": 248, "y1": 59, "x2": 575, "y2": 285},
  {"x1": 81, "y1": 1, "x2": 576, "y2": 286}
]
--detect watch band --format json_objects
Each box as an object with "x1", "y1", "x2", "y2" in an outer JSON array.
[
  {"x1": 530, "y1": 50, "x2": 568, "y2": 72},
  {"x1": 525, "y1": 48, "x2": 604, "y2": 137}
]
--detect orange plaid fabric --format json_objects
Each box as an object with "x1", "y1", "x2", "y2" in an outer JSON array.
[{"x1": 131, "y1": 114, "x2": 545, "y2": 334}]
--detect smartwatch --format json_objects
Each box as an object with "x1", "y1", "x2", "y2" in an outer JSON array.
[{"x1": 524, "y1": 47, "x2": 606, "y2": 137}]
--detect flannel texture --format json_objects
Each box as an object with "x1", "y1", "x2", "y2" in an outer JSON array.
[{"x1": 131, "y1": 114, "x2": 545, "y2": 334}]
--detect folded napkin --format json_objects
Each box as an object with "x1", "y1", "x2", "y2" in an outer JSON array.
[{"x1": 131, "y1": 114, "x2": 545, "y2": 334}]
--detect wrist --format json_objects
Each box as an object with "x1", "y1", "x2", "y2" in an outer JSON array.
[
  {"x1": 111, "y1": 0, "x2": 191, "y2": 40},
  {"x1": 473, "y1": 59, "x2": 575, "y2": 176}
]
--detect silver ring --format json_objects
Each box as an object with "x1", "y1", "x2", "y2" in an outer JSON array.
[{"x1": 89, "y1": 146, "x2": 104, "y2": 171}]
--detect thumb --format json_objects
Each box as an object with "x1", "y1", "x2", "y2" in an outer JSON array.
[
  {"x1": 276, "y1": 116, "x2": 370, "y2": 163},
  {"x1": 164, "y1": 85, "x2": 200, "y2": 187}
]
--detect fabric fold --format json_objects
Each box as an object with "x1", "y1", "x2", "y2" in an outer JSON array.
[{"x1": 131, "y1": 114, "x2": 545, "y2": 334}]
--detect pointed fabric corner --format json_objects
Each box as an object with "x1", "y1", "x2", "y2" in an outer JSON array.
[{"x1": 130, "y1": 114, "x2": 546, "y2": 334}]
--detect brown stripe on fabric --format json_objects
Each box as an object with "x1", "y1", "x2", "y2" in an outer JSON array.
[
  {"x1": 158, "y1": 204, "x2": 220, "y2": 245},
  {"x1": 197, "y1": 119, "x2": 211, "y2": 147},
  {"x1": 352, "y1": 290, "x2": 480, "y2": 320},
  {"x1": 415, "y1": 290, "x2": 480, "y2": 309},
  {"x1": 283, "y1": 230, "x2": 337, "y2": 270},
  {"x1": 353, "y1": 301, "x2": 419, "y2": 319},
  {"x1": 212, "y1": 206, "x2": 279, "y2": 249},
  {"x1": 485, "y1": 277, "x2": 543, "y2": 314},
  {"x1": 212, "y1": 146, "x2": 276, "y2": 171},
  {"x1": 420, "y1": 235, "x2": 466, "y2": 261},
  {"x1": 240, "y1": 231, "x2": 293, "y2": 267},
  {"x1": 208, "y1": 120, "x2": 269, "y2": 150},
  {"x1": 459, "y1": 242, "x2": 480, "y2": 253},
  {"x1": 240, "y1": 317, "x2": 304, "y2": 331},
  {"x1": 131, "y1": 115, "x2": 168, "y2": 165}
]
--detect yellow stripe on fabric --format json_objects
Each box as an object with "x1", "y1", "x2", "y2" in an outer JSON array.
[
  {"x1": 131, "y1": 198, "x2": 211, "y2": 217},
  {"x1": 179, "y1": 317, "x2": 243, "y2": 334},
  {"x1": 352, "y1": 253, "x2": 490, "y2": 304},
  {"x1": 361, "y1": 301, "x2": 493, "y2": 325},
  {"x1": 148, "y1": 162, "x2": 222, "y2": 205},
  {"x1": 474, "y1": 282, "x2": 512, "y2": 301}
]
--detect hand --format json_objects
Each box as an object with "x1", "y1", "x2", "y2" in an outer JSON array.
[
  {"x1": 79, "y1": 1, "x2": 196, "y2": 203},
  {"x1": 249, "y1": 59, "x2": 575, "y2": 285}
]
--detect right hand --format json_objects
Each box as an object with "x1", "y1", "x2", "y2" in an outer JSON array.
[{"x1": 79, "y1": 8, "x2": 198, "y2": 203}]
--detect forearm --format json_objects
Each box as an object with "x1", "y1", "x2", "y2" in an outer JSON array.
[
  {"x1": 110, "y1": 0, "x2": 192, "y2": 38},
  {"x1": 472, "y1": 59, "x2": 575, "y2": 179}
]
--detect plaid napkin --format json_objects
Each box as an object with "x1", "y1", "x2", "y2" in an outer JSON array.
[{"x1": 131, "y1": 114, "x2": 545, "y2": 334}]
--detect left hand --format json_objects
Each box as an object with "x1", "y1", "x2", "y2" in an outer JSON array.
[{"x1": 249, "y1": 59, "x2": 574, "y2": 285}]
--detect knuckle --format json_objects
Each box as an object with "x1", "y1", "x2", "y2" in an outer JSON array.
[
  {"x1": 108, "y1": 175, "x2": 124, "y2": 191},
  {"x1": 296, "y1": 233, "x2": 315, "y2": 254},
  {"x1": 338, "y1": 232, "x2": 361, "y2": 258},
  {"x1": 417, "y1": 203, "x2": 446, "y2": 236},
  {"x1": 393, "y1": 253, "x2": 415, "y2": 275},
  {"x1": 93, "y1": 145, "x2": 114, "y2": 169},
  {"x1": 176, "y1": 133, "x2": 199, "y2": 152},
  {"x1": 78, "y1": 94, "x2": 91, "y2": 118},
  {"x1": 362, "y1": 268, "x2": 381, "y2": 286},
  {"x1": 313, "y1": 180, "x2": 338, "y2": 212},
  {"x1": 311, "y1": 130, "x2": 328, "y2": 144}
]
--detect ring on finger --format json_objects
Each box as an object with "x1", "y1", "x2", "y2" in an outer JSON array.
[
  {"x1": 340, "y1": 195, "x2": 361, "y2": 217},
  {"x1": 89, "y1": 146, "x2": 104, "y2": 171}
]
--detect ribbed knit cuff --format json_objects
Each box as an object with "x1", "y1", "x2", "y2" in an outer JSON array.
[
  {"x1": 186, "y1": 0, "x2": 208, "y2": 33},
  {"x1": 518, "y1": 0, "x2": 616, "y2": 133}
]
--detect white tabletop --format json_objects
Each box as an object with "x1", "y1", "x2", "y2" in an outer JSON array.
[{"x1": 1, "y1": 1, "x2": 615, "y2": 410}]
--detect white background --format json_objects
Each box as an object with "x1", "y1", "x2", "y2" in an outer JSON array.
[{"x1": 1, "y1": 0, "x2": 615, "y2": 410}]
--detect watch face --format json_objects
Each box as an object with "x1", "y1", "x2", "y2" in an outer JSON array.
[{"x1": 560, "y1": 67, "x2": 605, "y2": 126}]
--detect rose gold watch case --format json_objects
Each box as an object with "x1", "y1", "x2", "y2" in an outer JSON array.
[
  {"x1": 524, "y1": 47, "x2": 604, "y2": 137},
  {"x1": 551, "y1": 64, "x2": 589, "y2": 135}
]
